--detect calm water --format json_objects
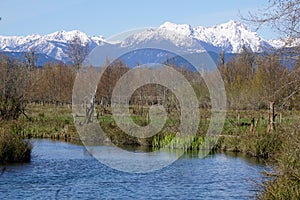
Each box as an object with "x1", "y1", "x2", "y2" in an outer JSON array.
[{"x1": 0, "y1": 139, "x2": 265, "y2": 199}]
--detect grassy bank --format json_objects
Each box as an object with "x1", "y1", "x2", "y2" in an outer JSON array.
[
  {"x1": 2, "y1": 104, "x2": 295, "y2": 155},
  {"x1": 0, "y1": 104, "x2": 80, "y2": 143},
  {"x1": 0, "y1": 104, "x2": 79, "y2": 163},
  {"x1": 258, "y1": 126, "x2": 300, "y2": 199}
]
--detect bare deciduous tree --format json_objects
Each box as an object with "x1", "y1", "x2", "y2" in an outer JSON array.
[
  {"x1": 243, "y1": 0, "x2": 300, "y2": 132},
  {"x1": 244, "y1": 0, "x2": 300, "y2": 40},
  {"x1": 0, "y1": 56, "x2": 29, "y2": 120},
  {"x1": 24, "y1": 47, "x2": 36, "y2": 71},
  {"x1": 67, "y1": 35, "x2": 89, "y2": 72}
]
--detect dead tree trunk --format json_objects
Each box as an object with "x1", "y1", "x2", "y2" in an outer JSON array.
[
  {"x1": 237, "y1": 113, "x2": 240, "y2": 126},
  {"x1": 85, "y1": 99, "x2": 95, "y2": 124},
  {"x1": 267, "y1": 101, "x2": 275, "y2": 133},
  {"x1": 250, "y1": 117, "x2": 255, "y2": 133}
]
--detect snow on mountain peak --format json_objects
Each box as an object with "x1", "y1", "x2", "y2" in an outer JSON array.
[
  {"x1": 0, "y1": 30, "x2": 106, "y2": 63},
  {"x1": 218, "y1": 20, "x2": 249, "y2": 31},
  {"x1": 151, "y1": 20, "x2": 271, "y2": 53},
  {"x1": 159, "y1": 21, "x2": 193, "y2": 36},
  {"x1": 192, "y1": 20, "x2": 271, "y2": 53},
  {"x1": 121, "y1": 25, "x2": 197, "y2": 51},
  {"x1": 44, "y1": 30, "x2": 90, "y2": 44}
]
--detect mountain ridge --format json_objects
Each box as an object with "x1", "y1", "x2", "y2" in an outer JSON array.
[{"x1": 0, "y1": 21, "x2": 294, "y2": 64}]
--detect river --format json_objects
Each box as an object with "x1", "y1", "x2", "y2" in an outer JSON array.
[{"x1": 0, "y1": 139, "x2": 265, "y2": 199}]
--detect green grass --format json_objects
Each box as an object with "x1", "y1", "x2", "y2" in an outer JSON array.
[{"x1": 0, "y1": 104, "x2": 80, "y2": 143}]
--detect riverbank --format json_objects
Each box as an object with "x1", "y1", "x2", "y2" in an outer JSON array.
[
  {"x1": 0, "y1": 104, "x2": 299, "y2": 198},
  {"x1": 258, "y1": 126, "x2": 300, "y2": 199},
  {"x1": 0, "y1": 104, "x2": 296, "y2": 155},
  {"x1": 0, "y1": 104, "x2": 80, "y2": 143}
]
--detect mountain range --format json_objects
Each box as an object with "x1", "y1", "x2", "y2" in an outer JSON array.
[{"x1": 0, "y1": 20, "x2": 296, "y2": 66}]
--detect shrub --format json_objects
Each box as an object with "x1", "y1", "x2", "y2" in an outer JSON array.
[
  {"x1": 259, "y1": 126, "x2": 300, "y2": 199},
  {"x1": 0, "y1": 130, "x2": 32, "y2": 164}
]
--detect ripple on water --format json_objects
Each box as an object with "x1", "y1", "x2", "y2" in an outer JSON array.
[{"x1": 0, "y1": 139, "x2": 265, "y2": 199}]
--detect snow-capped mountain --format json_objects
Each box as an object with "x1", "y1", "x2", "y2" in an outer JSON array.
[
  {"x1": 0, "y1": 21, "x2": 289, "y2": 64},
  {"x1": 193, "y1": 20, "x2": 273, "y2": 53},
  {"x1": 120, "y1": 20, "x2": 273, "y2": 55},
  {"x1": 0, "y1": 30, "x2": 105, "y2": 62}
]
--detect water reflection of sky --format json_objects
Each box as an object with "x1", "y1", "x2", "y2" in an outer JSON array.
[{"x1": 0, "y1": 139, "x2": 265, "y2": 199}]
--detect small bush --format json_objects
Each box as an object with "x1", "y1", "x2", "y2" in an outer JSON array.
[
  {"x1": 259, "y1": 127, "x2": 300, "y2": 199},
  {"x1": 0, "y1": 130, "x2": 32, "y2": 164}
]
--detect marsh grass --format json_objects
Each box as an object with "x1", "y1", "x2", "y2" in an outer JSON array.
[
  {"x1": 217, "y1": 122, "x2": 284, "y2": 159},
  {"x1": 258, "y1": 126, "x2": 300, "y2": 199},
  {"x1": 2, "y1": 104, "x2": 79, "y2": 141},
  {"x1": 0, "y1": 130, "x2": 32, "y2": 164}
]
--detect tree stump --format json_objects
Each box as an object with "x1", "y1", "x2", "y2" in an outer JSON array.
[{"x1": 267, "y1": 101, "x2": 275, "y2": 133}]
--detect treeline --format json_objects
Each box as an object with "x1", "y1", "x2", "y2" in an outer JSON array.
[
  {"x1": 0, "y1": 55, "x2": 74, "y2": 120},
  {"x1": 219, "y1": 47, "x2": 300, "y2": 110},
  {"x1": 1, "y1": 47, "x2": 300, "y2": 120}
]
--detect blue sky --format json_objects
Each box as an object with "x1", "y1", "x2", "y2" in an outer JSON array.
[{"x1": 0, "y1": 0, "x2": 277, "y2": 39}]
